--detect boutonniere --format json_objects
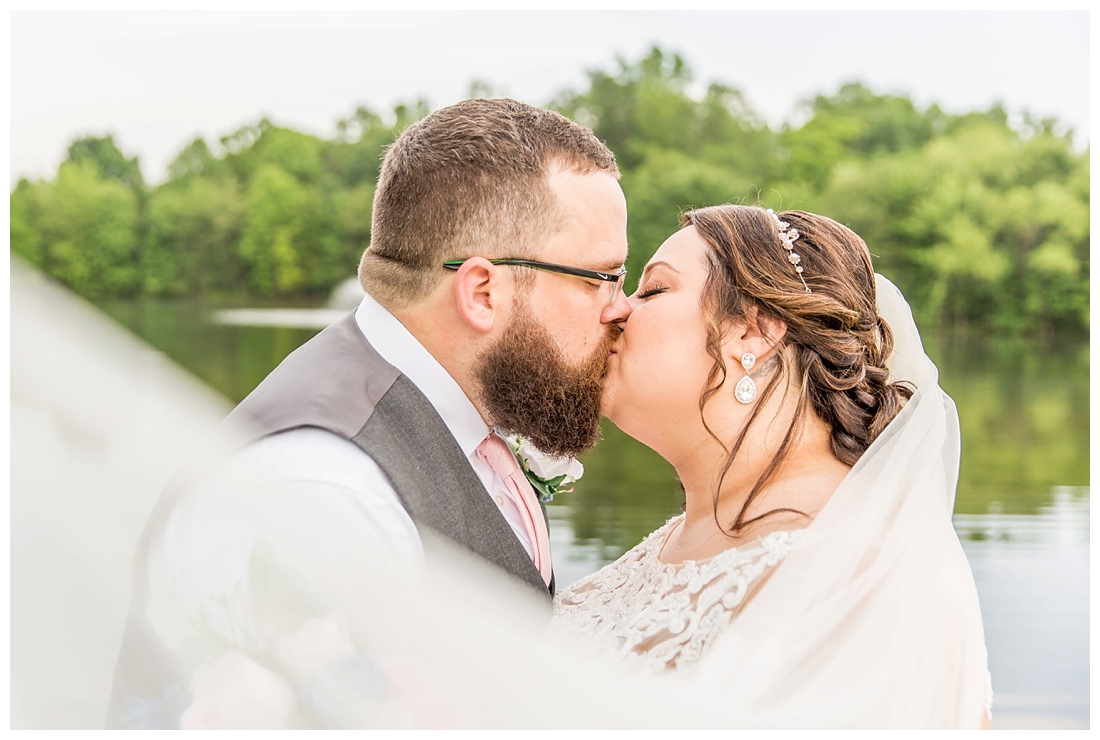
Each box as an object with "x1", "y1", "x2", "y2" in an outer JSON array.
[{"x1": 503, "y1": 433, "x2": 584, "y2": 503}]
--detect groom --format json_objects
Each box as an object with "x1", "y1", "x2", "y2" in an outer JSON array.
[
  {"x1": 214, "y1": 98, "x2": 631, "y2": 596},
  {"x1": 106, "y1": 99, "x2": 629, "y2": 728}
]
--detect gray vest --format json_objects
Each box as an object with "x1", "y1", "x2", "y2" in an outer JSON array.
[{"x1": 223, "y1": 311, "x2": 552, "y2": 598}]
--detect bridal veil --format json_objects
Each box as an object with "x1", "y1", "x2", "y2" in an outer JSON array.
[{"x1": 690, "y1": 274, "x2": 989, "y2": 728}]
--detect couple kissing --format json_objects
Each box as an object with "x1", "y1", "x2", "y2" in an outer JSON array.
[{"x1": 108, "y1": 99, "x2": 990, "y2": 730}]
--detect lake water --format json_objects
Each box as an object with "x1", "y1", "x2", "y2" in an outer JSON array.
[{"x1": 99, "y1": 299, "x2": 1090, "y2": 730}]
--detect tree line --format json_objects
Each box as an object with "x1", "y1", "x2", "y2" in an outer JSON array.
[{"x1": 10, "y1": 47, "x2": 1089, "y2": 335}]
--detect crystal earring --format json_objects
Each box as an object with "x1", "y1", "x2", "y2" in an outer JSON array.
[{"x1": 735, "y1": 353, "x2": 757, "y2": 404}]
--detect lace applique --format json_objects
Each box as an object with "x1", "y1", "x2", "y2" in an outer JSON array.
[{"x1": 552, "y1": 515, "x2": 805, "y2": 672}]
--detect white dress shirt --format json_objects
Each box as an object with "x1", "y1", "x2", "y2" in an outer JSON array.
[{"x1": 228, "y1": 293, "x2": 535, "y2": 563}]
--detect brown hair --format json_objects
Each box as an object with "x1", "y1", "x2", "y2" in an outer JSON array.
[
  {"x1": 359, "y1": 98, "x2": 619, "y2": 308},
  {"x1": 682, "y1": 205, "x2": 914, "y2": 535}
]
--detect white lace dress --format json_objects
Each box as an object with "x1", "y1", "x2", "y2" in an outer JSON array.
[{"x1": 553, "y1": 515, "x2": 804, "y2": 672}]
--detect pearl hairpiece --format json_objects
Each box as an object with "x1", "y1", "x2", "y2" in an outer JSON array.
[{"x1": 766, "y1": 209, "x2": 811, "y2": 293}]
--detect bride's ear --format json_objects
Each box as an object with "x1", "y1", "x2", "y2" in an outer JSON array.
[{"x1": 722, "y1": 306, "x2": 787, "y2": 364}]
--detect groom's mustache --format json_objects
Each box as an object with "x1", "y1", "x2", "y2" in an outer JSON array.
[
  {"x1": 598, "y1": 322, "x2": 623, "y2": 377},
  {"x1": 605, "y1": 321, "x2": 623, "y2": 345}
]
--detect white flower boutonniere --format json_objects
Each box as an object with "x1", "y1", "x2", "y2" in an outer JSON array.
[{"x1": 503, "y1": 433, "x2": 584, "y2": 503}]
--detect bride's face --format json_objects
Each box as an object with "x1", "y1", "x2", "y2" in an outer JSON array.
[{"x1": 601, "y1": 226, "x2": 718, "y2": 455}]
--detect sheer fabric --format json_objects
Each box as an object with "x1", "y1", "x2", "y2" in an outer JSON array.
[{"x1": 684, "y1": 274, "x2": 990, "y2": 728}]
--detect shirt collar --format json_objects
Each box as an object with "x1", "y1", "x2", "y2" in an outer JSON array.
[{"x1": 354, "y1": 292, "x2": 489, "y2": 457}]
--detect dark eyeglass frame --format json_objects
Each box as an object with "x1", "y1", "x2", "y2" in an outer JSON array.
[{"x1": 442, "y1": 258, "x2": 626, "y2": 285}]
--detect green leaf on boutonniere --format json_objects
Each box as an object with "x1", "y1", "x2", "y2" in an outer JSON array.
[{"x1": 524, "y1": 472, "x2": 568, "y2": 503}]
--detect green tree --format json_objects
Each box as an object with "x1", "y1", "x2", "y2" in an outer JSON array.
[
  {"x1": 66, "y1": 135, "x2": 145, "y2": 190},
  {"x1": 167, "y1": 138, "x2": 228, "y2": 182},
  {"x1": 333, "y1": 182, "x2": 375, "y2": 264},
  {"x1": 10, "y1": 179, "x2": 42, "y2": 267},
  {"x1": 239, "y1": 164, "x2": 342, "y2": 296},
  {"x1": 215, "y1": 121, "x2": 328, "y2": 187},
  {"x1": 553, "y1": 47, "x2": 774, "y2": 176},
  {"x1": 621, "y1": 150, "x2": 754, "y2": 290},
  {"x1": 9, "y1": 47, "x2": 1088, "y2": 337},
  {"x1": 11, "y1": 162, "x2": 140, "y2": 298},
  {"x1": 553, "y1": 46, "x2": 780, "y2": 284},
  {"x1": 819, "y1": 120, "x2": 1088, "y2": 333},
  {"x1": 144, "y1": 177, "x2": 246, "y2": 296},
  {"x1": 777, "y1": 84, "x2": 949, "y2": 191},
  {"x1": 330, "y1": 106, "x2": 392, "y2": 187}
]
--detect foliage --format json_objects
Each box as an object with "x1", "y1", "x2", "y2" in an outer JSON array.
[
  {"x1": 554, "y1": 48, "x2": 1088, "y2": 335},
  {"x1": 817, "y1": 121, "x2": 1089, "y2": 333},
  {"x1": 66, "y1": 135, "x2": 145, "y2": 191},
  {"x1": 9, "y1": 47, "x2": 1089, "y2": 335},
  {"x1": 619, "y1": 149, "x2": 745, "y2": 288},
  {"x1": 11, "y1": 161, "x2": 140, "y2": 298},
  {"x1": 144, "y1": 176, "x2": 245, "y2": 296},
  {"x1": 239, "y1": 163, "x2": 343, "y2": 296}
]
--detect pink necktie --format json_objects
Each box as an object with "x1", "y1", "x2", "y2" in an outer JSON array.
[{"x1": 476, "y1": 432, "x2": 553, "y2": 587}]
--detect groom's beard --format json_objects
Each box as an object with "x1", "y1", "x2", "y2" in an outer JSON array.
[{"x1": 475, "y1": 309, "x2": 621, "y2": 459}]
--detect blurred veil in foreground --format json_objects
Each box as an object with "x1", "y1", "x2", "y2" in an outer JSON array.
[
  {"x1": 11, "y1": 259, "x2": 987, "y2": 729},
  {"x1": 11, "y1": 258, "x2": 232, "y2": 727},
  {"x1": 9, "y1": 259, "x2": 683, "y2": 729}
]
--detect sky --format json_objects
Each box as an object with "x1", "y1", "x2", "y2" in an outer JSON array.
[{"x1": 9, "y1": 9, "x2": 1090, "y2": 186}]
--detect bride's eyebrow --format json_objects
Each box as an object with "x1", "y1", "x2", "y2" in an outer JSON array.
[{"x1": 641, "y1": 261, "x2": 678, "y2": 280}]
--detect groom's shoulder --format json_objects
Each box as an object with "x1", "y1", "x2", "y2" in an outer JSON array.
[{"x1": 223, "y1": 311, "x2": 402, "y2": 444}]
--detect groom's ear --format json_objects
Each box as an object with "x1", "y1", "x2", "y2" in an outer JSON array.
[{"x1": 452, "y1": 257, "x2": 505, "y2": 334}]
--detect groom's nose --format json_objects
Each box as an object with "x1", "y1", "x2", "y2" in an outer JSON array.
[{"x1": 601, "y1": 288, "x2": 633, "y2": 324}]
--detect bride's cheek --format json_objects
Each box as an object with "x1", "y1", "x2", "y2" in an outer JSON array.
[{"x1": 605, "y1": 356, "x2": 636, "y2": 413}]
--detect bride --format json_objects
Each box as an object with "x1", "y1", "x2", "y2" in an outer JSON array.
[{"x1": 553, "y1": 205, "x2": 992, "y2": 728}]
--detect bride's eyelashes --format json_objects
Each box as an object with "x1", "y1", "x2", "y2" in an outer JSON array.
[{"x1": 635, "y1": 284, "x2": 669, "y2": 300}]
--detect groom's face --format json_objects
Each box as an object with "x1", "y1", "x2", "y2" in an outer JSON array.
[
  {"x1": 527, "y1": 167, "x2": 631, "y2": 357},
  {"x1": 475, "y1": 167, "x2": 631, "y2": 457}
]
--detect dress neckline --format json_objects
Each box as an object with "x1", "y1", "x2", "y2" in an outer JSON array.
[{"x1": 653, "y1": 514, "x2": 805, "y2": 567}]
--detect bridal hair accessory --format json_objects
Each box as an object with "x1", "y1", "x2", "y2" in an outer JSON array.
[
  {"x1": 766, "y1": 209, "x2": 811, "y2": 293},
  {"x1": 504, "y1": 432, "x2": 584, "y2": 502},
  {"x1": 735, "y1": 353, "x2": 757, "y2": 404}
]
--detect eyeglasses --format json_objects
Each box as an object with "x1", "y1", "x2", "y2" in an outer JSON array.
[{"x1": 442, "y1": 258, "x2": 627, "y2": 305}]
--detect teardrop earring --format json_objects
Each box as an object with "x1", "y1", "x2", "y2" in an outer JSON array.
[{"x1": 735, "y1": 353, "x2": 757, "y2": 404}]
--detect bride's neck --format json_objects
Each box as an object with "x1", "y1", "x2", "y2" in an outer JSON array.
[{"x1": 670, "y1": 376, "x2": 834, "y2": 548}]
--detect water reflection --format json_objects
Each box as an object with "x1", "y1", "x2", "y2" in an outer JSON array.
[
  {"x1": 930, "y1": 335, "x2": 1090, "y2": 516},
  {"x1": 954, "y1": 486, "x2": 1090, "y2": 545},
  {"x1": 99, "y1": 300, "x2": 319, "y2": 404},
  {"x1": 956, "y1": 488, "x2": 1090, "y2": 730},
  {"x1": 212, "y1": 308, "x2": 348, "y2": 329}
]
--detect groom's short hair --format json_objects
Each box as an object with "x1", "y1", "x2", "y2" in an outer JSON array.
[{"x1": 358, "y1": 98, "x2": 619, "y2": 308}]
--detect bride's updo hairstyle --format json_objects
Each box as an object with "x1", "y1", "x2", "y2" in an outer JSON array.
[{"x1": 682, "y1": 205, "x2": 914, "y2": 536}]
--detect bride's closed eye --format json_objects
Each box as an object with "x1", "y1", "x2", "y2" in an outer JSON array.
[{"x1": 636, "y1": 284, "x2": 668, "y2": 300}]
